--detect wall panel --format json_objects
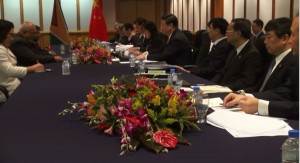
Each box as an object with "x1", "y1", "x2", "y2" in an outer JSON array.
[
  {"x1": 79, "y1": 0, "x2": 93, "y2": 31},
  {"x1": 61, "y1": 0, "x2": 77, "y2": 31},
  {"x1": 259, "y1": 0, "x2": 272, "y2": 26},
  {"x1": 23, "y1": 0, "x2": 39, "y2": 25},
  {"x1": 137, "y1": 0, "x2": 156, "y2": 23},
  {"x1": 194, "y1": 0, "x2": 200, "y2": 31},
  {"x1": 293, "y1": 0, "x2": 299, "y2": 16},
  {"x1": 234, "y1": 0, "x2": 244, "y2": 18},
  {"x1": 42, "y1": 0, "x2": 54, "y2": 31},
  {"x1": 117, "y1": 0, "x2": 136, "y2": 23},
  {"x1": 4, "y1": 0, "x2": 20, "y2": 31},
  {"x1": 103, "y1": 0, "x2": 115, "y2": 31},
  {"x1": 200, "y1": 0, "x2": 206, "y2": 29},
  {"x1": 246, "y1": 0, "x2": 257, "y2": 21},
  {"x1": 182, "y1": 0, "x2": 188, "y2": 30},
  {"x1": 275, "y1": 0, "x2": 290, "y2": 18},
  {"x1": 188, "y1": 0, "x2": 194, "y2": 31},
  {"x1": 223, "y1": 0, "x2": 233, "y2": 22}
]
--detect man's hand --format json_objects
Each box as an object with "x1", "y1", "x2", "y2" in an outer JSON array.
[
  {"x1": 223, "y1": 93, "x2": 246, "y2": 108},
  {"x1": 238, "y1": 97, "x2": 259, "y2": 114}
]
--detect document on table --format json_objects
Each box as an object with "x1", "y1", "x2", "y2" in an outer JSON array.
[
  {"x1": 112, "y1": 58, "x2": 120, "y2": 62},
  {"x1": 192, "y1": 85, "x2": 232, "y2": 94},
  {"x1": 119, "y1": 60, "x2": 158, "y2": 64},
  {"x1": 207, "y1": 109, "x2": 292, "y2": 138}
]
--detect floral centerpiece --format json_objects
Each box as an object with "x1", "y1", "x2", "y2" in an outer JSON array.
[
  {"x1": 71, "y1": 37, "x2": 112, "y2": 64},
  {"x1": 59, "y1": 75, "x2": 199, "y2": 156}
]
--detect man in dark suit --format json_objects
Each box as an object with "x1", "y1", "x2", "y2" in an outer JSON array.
[
  {"x1": 130, "y1": 17, "x2": 147, "y2": 47},
  {"x1": 243, "y1": 17, "x2": 297, "y2": 93},
  {"x1": 10, "y1": 22, "x2": 62, "y2": 66},
  {"x1": 211, "y1": 18, "x2": 263, "y2": 91},
  {"x1": 136, "y1": 14, "x2": 192, "y2": 66},
  {"x1": 250, "y1": 19, "x2": 265, "y2": 43},
  {"x1": 177, "y1": 18, "x2": 233, "y2": 80},
  {"x1": 223, "y1": 15, "x2": 299, "y2": 119},
  {"x1": 109, "y1": 22, "x2": 125, "y2": 43}
]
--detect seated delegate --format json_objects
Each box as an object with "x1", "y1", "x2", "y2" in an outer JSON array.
[{"x1": 0, "y1": 19, "x2": 44, "y2": 102}]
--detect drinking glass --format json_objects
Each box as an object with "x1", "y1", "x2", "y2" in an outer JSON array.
[
  {"x1": 175, "y1": 73, "x2": 183, "y2": 91},
  {"x1": 196, "y1": 93, "x2": 209, "y2": 123}
]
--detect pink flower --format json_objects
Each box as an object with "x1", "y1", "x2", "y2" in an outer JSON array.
[
  {"x1": 153, "y1": 129, "x2": 178, "y2": 148},
  {"x1": 104, "y1": 125, "x2": 113, "y2": 135}
]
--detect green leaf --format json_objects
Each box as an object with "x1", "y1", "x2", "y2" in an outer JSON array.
[
  {"x1": 129, "y1": 138, "x2": 140, "y2": 151},
  {"x1": 176, "y1": 134, "x2": 191, "y2": 145},
  {"x1": 139, "y1": 135, "x2": 163, "y2": 153},
  {"x1": 161, "y1": 118, "x2": 178, "y2": 125},
  {"x1": 146, "y1": 109, "x2": 156, "y2": 122}
]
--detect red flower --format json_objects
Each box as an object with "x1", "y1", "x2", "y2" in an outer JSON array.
[
  {"x1": 125, "y1": 116, "x2": 143, "y2": 127},
  {"x1": 153, "y1": 129, "x2": 178, "y2": 148}
]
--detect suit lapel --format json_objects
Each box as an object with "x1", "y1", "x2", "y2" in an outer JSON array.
[{"x1": 262, "y1": 52, "x2": 292, "y2": 89}]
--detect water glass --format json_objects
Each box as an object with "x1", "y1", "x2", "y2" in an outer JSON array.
[
  {"x1": 175, "y1": 73, "x2": 183, "y2": 90},
  {"x1": 196, "y1": 93, "x2": 209, "y2": 123}
]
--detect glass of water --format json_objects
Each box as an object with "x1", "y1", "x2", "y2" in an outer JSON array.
[
  {"x1": 175, "y1": 73, "x2": 183, "y2": 91},
  {"x1": 196, "y1": 93, "x2": 209, "y2": 123}
]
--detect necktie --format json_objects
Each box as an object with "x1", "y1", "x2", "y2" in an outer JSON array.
[
  {"x1": 259, "y1": 60, "x2": 276, "y2": 92},
  {"x1": 209, "y1": 44, "x2": 216, "y2": 54}
]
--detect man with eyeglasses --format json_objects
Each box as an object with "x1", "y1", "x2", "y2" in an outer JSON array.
[
  {"x1": 10, "y1": 22, "x2": 62, "y2": 66},
  {"x1": 211, "y1": 18, "x2": 263, "y2": 91}
]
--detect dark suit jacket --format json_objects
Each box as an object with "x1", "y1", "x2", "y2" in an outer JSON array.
[
  {"x1": 109, "y1": 34, "x2": 121, "y2": 43},
  {"x1": 130, "y1": 34, "x2": 145, "y2": 47},
  {"x1": 211, "y1": 41, "x2": 263, "y2": 91},
  {"x1": 30, "y1": 42, "x2": 53, "y2": 56},
  {"x1": 257, "y1": 59, "x2": 299, "y2": 119},
  {"x1": 246, "y1": 52, "x2": 298, "y2": 93},
  {"x1": 10, "y1": 34, "x2": 56, "y2": 66},
  {"x1": 250, "y1": 32, "x2": 265, "y2": 43},
  {"x1": 147, "y1": 28, "x2": 192, "y2": 66},
  {"x1": 190, "y1": 39, "x2": 234, "y2": 80},
  {"x1": 140, "y1": 33, "x2": 165, "y2": 58}
]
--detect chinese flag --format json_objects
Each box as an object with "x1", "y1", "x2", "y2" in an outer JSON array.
[{"x1": 89, "y1": 0, "x2": 108, "y2": 41}]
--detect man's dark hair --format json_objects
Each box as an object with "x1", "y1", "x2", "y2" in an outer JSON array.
[
  {"x1": 231, "y1": 18, "x2": 252, "y2": 39},
  {"x1": 122, "y1": 23, "x2": 134, "y2": 31},
  {"x1": 207, "y1": 17, "x2": 229, "y2": 35},
  {"x1": 253, "y1": 19, "x2": 264, "y2": 28},
  {"x1": 0, "y1": 19, "x2": 14, "y2": 43},
  {"x1": 161, "y1": 13, "x2": 178, "y2": 28},
  {"x1": 133, "y1": 17, "x2": 147, "y2": 26},
  {"x1": 264, "y1": 17, "x2": 292, "y2": 37}
]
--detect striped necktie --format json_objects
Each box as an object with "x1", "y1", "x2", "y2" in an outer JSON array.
[{"x1": 259, "y1": 60, "x2": 276, "y2": 92}]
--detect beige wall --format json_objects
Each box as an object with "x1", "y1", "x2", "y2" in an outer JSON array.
[
  {"x1": 0, "y1": 0, "x2": 298, "y2": 48},
  {"x1": 170, "y1": 0, "x2": 299, "y2": 31}
]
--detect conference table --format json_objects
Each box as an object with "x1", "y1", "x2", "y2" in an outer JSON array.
[{"x1": 0, "y1": 62, "x2": 298, "y2": 163}]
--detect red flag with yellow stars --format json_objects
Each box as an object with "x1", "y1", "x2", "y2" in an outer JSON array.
[{"x1": 89, "y1": 0, "x2": 108, "y2": 41}]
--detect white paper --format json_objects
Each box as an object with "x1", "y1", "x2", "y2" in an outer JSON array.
[
  {"x1": 115, "y1": 45, "x2": 133, "y2": 51},
  {"x1": 112, "y1": 58, "x2": 120, "y2": 62},
  {"x1": 192, "y1": 85, "x2": 232, "y2": 94},
  {"x1": 207, "y1": 110, "x2": 292, "y2": 138},
  {"x1": 119, "y1": 60, "x2": 158, "y2": 64}
]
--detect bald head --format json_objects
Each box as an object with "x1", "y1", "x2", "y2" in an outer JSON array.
[
  {"x1": 19, "y1": 22, "x2": 37, "y2": 41},
  {"x1": 289, "y1": 14, "x2": 299, "y2": 55}
]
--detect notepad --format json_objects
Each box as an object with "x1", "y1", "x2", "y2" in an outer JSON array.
[{"x1": 192, "y1": 85, "x2": 232, "y2": 94}]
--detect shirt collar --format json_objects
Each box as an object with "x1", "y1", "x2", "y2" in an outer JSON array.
[
  {"x1": 236, "y1": 40, "x2": 249, "y2": 55},
  {"x1": 275, "y1": 48, "x2": 292, "y2": 65}
]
